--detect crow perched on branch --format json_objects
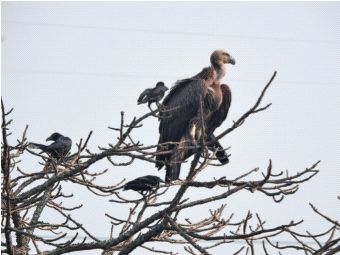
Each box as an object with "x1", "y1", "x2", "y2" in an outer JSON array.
[
  {"x1": 123, "y1": 175, "x2": 164, "y2": 194},
  {"x1": 29, "y1": 132, "x2": 72, "y2": 160},
  {"x1": 137, "y1": 81, "x2": 169, "y2": 107}
]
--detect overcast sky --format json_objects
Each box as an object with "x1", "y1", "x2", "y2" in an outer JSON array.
[{"x1": 2, "y1": 2, "x2": 340, "y2": 254}]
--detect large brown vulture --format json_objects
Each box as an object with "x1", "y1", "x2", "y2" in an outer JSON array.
[{"x1": 156, "y1": 49, "x2": 235, "y2": 182}]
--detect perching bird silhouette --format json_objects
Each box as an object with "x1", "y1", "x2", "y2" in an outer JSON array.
[
  {"x1": 123, "y1": 175, "x2": 164, "y2": 194},
  {"x1": 29, "y1": 132, "x2": 72, "y2": 160},
  {"x1": 137, "y1": 81, "x2": 169, "y2": 108},
  {"x1": 156, "y1": 49, "x2": 235, "y2": 182}
]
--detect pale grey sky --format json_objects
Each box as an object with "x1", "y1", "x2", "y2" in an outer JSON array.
[{"x1": 1, "y1": 2, "x2": 340, "y2": 254}]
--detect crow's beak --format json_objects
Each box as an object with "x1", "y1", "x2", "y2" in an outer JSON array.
[
  {"x1": 228, "y1": 56, "x2": 236, "y2": 65},
  {"x1": 46, "y1": 136, "x2": 52, "y2": 142},
  {"x1": 163, "y1": 86, "x2": 169, "y2": 92}
]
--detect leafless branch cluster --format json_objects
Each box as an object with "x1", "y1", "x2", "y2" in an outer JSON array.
[{"x1": 2, "y1": 72, "x2": 339, "y2": 254}]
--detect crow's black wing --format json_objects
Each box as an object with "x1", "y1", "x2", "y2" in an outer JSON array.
[
  {"x1": 47, "y1": 137, "x2": 72, "y2": 159},
  {"x1": 124, "y1": 175, "x2": 161, "y2": 191}
]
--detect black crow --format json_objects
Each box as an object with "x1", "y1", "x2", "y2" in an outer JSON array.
[
  {"x1": 29, "y1": 132, "x2": 72, "y2": 160},
  {"x1": 137, "y1": 81, "x2": 169, "y2": 107},
  {"x1": 123, "y1": 175, "x2": 164, "y2": 193}
]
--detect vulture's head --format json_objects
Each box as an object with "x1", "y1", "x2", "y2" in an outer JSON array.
[
  {"x1": 210, "y1": 49, "x2": 236, "y2": 66},
  {"x1": 46, "y1": 132, "x2": 63, "y2": 142}
]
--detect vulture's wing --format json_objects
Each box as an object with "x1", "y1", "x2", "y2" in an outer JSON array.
[
  {"x1": 159, "y1": 66, "x2": 215, "y2": 142},
  {"x1": 207, "y1": 84, "x2": 232, "y2": 136},
  {"x1": 208, "y1": 134, "x2": 229, "y2": 165},
  {"x1": 206, "y1": 84, "x2": 231, "y2": 165},
  {"x1": 156, "y1": 79, "x2": 206, "y2": 169},
  {"x1": 192, "y1": 67, "x2": 215, "y2": 80}
]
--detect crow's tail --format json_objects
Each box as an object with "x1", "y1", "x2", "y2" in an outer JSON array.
[{"x1": 28, "y1": 143, "x2": 48, "y2": 152}]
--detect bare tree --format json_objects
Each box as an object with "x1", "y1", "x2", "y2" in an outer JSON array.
[{"x1": 1, "y1": 72, "x2": 339, "y2": 255}]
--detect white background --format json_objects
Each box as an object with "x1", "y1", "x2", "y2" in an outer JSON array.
[{"x1": 2, "y1": 2, "x2": 340, "y2": 254}]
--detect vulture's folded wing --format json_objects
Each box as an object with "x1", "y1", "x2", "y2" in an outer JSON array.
[
  {"x1": 207, "y1": 84, "x2": 232, "y2": 136},
  {"x1": 156, "y1": 79, "x2": 206, "y2": 169}
]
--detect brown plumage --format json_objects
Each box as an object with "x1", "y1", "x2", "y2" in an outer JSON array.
[
  {"x1": 156, "y1": 49, "x2": 235, "y2": 182},
  {"x1": 207, "y1": 84, "x2": 232, "y2": 136},
  {"x1": 206, "y1": 84, "x2": 232, "y2": 165}
]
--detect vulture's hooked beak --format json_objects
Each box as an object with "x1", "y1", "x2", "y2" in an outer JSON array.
[{"x1": 228, "y1": 56, "x2": 236, "y2": 65}]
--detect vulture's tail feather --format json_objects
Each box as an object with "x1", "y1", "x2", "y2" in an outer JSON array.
[
  {"x1": 215, "y1": 146, "x2": 229, "y2": 165},
  {"x1": 165, "y1": 165, "x2": 181, "y2": 183},
  {"x1": 208, "y1": 135, "x2": 229, "y2": 165}
]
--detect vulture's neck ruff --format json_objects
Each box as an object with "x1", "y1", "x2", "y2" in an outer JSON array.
[{"x1": 212, "y1": 61, "x2": 226, "y2": 81}]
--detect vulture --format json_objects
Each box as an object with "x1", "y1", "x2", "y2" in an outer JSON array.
[
  {"x1": 29, "y1": 132, "x2": 72, "y2": 160},
  {"x1": 123, "y1": 175, "x2": 164, "y2": 194},
  {"x1": 156, "y1": 49, "x2": 235, "y2": 182},
  {"x1": 137, "y1": 81, "x2": 169, "y2": 107}
]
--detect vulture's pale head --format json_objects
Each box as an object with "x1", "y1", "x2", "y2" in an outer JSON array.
[{"x1": 210, "y1": 49, "x2": 236, "y2": 66}]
